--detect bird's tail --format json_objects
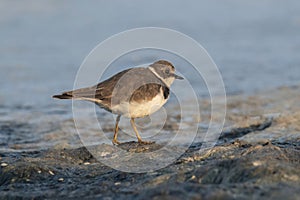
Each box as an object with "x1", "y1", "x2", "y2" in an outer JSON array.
[{"x1": 52, "y1": 92, "x2": 73, "y2": 99}]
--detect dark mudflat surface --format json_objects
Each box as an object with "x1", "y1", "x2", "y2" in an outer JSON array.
[
  {"x1": 1, "y1": 136, "x2": 299, "y2": 199},
  {"x1": 1, "y1": 86, "x2": 300, "y2": 199}
]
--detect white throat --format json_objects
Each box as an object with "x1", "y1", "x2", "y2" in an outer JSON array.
[{"x1": 149, "y1": 67, "x2": 174, "y2": 88}]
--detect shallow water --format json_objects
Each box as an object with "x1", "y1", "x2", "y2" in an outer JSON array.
[{"x1": 1, "y1": 0, "x2": 300, "y2": 151}]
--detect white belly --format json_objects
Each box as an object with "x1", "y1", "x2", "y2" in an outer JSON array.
[{"x1": 112, "y1": 93, "x2": 168, "y2": 118}]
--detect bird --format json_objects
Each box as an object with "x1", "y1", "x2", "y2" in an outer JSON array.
[{"x1": 53, "y1": 60, "x2": 183, "y2": 145}]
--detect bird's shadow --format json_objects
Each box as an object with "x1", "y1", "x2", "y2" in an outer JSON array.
[{"x1": 117, "y1": 141, "x2": 165, "y2": 153}]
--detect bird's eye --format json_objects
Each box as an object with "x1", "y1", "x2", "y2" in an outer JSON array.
[{"x1": 165, "y1": 69, "x2": 170, "y2": 74}]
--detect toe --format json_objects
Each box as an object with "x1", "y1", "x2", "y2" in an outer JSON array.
[{"x1": 112, "y1": 140, "x2": 121, "y2": 145}]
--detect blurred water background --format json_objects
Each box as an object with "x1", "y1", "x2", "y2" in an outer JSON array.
[{"x1": 1, "y1": 0, "x2": 300, "y2": 151}]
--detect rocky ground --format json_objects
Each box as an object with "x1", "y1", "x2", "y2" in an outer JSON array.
[{"x1": 1, "y1": 86, "x2": 300, "y2": 199}]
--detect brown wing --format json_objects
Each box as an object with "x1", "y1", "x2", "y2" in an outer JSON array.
[
  {"x1": 107, "y1": 68, "x2": 167, "y2": 106},
  {"x1": 94, "y1": 68, "x2": 132, "y2": 100},
  {"x1": 53, "y1": 67, "x2": 167, "y2": 109},
  {"x1": 53, "y1": 68, "x2": 131, "y2": 101}
]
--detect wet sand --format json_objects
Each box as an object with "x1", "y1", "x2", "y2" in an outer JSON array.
[{"x1": 1, "y1": 85, "x2": 300, "y2": 199}]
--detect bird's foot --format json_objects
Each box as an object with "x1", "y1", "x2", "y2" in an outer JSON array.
[
  {"x1": 138, "y1": 140, "x2": 155, "y2": 145},
  {"x1": 112, "y1": 139, "x2": 121, "y2": 145}
]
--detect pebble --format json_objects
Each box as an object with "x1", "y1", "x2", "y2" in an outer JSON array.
[
  {"x1": 114, "y1": 182, "x2": 121, "y2": 186},
  {"x1": 283, "y1": 174, "x2": 299, "y2": 181},
  {"x1": 252, "y1": 161, "x2": 263, "y2": 166},
  {"x1": 83, "y1": 162, "x2": 90, "y2": 165},
  {"x1": 100, "y1": 152, "x2": 110, "y2": 157},
  {"x1": 1, "y1": 162, "x2": 8, "y2": 167}
]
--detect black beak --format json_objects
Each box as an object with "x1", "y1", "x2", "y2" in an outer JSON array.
[{"x1": 173, "y1": 73, "x2": 184, "y2": 80}]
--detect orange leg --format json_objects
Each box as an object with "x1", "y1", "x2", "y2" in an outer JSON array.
[
  {"x1": 130, "y1": 118, "x2": 154, "y2": 144},
  {"x1": 112, "y1": 115, "x2": 121, "y2": 145}
]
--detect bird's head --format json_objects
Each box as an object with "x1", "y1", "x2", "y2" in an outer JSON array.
[{"x1": 149, "y1": 60, "x2": 183, "y2": 87}]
